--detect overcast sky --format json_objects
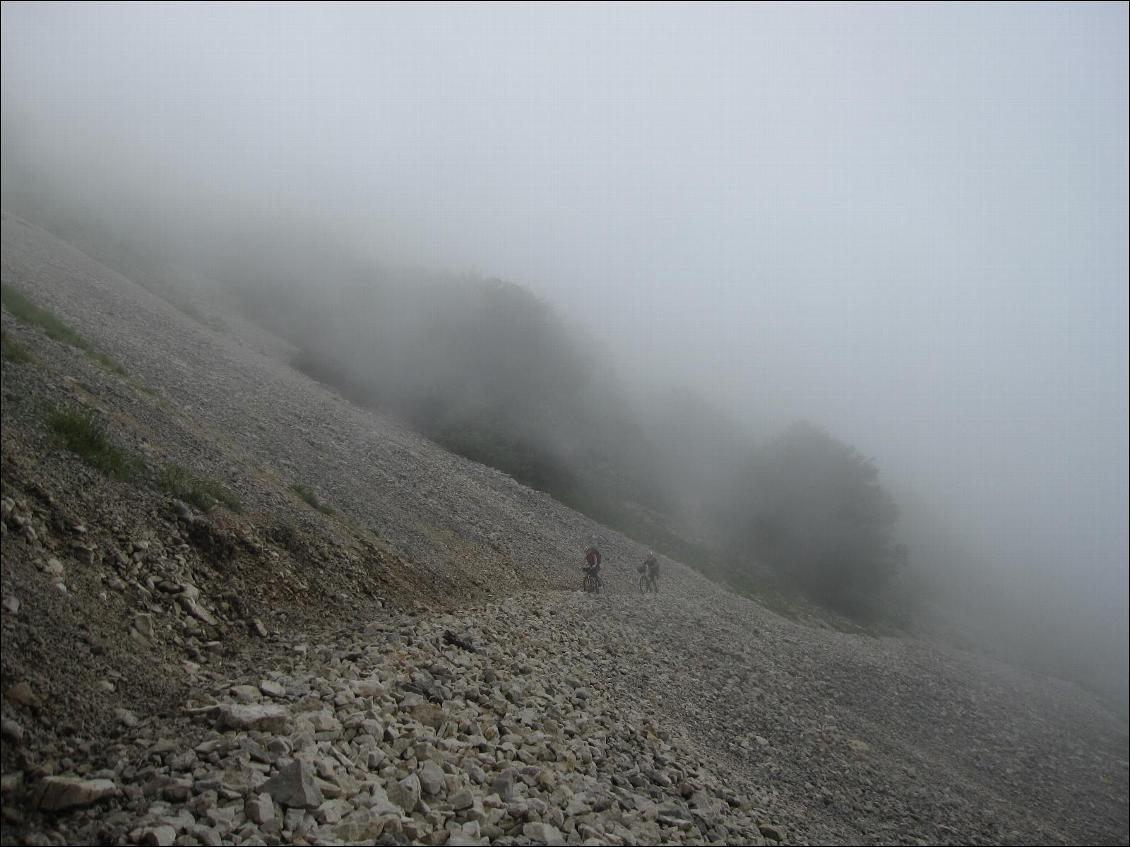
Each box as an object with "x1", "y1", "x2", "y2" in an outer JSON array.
[{"x1": 3, "y1": 3, "x2": 1127, "y2": 642}]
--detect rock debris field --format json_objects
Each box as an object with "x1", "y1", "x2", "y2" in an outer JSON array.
[{"x1": 1, "y1": 212, "x2": 1128, "y2": 846}]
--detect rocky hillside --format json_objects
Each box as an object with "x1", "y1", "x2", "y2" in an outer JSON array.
[{"x1": 1, "y1": 211, "x2": 1127, "y2": 846}]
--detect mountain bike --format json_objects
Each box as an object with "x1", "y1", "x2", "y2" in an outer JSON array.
[{"x1": 638, "y1": 566, "x2": 658, "y2": 593}]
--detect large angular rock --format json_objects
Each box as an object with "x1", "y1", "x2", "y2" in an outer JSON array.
[
  {"x1": 36, "y1": 777, "x2": 119, "y2": 810},
  {"x1": 259, "y1": 679, "x2": 287, "y2": 698},
  {"x1": 308, "y1": 711, "x2": 342, "y2": 734},
  {"x1": 179, "y1": 595, "x2": 218, "y2": 625},
  {"x1": 315, "y1": 798, "x2": 353, "y2": 825},
  {"x1": 388, "y1": 773, "x2": 421, "y2": 813},
  {"x1": 42, "y1": 557, "x2": 65, "y2": 581},
  {"x1": 216, "y1": 703, "x2": 291, "y2": 733},
  {"x1": 418, "y1": 760, "x2": 445, "y2": 796},
  {"x1": 132, "y1": 613, "x2": 157, "y2": 642},
  {"x1": 7, "y1": 681, "x2": 39, "y2": 707},
  {"x1": 333, "y1": 808, "x2": 390, "y2": 842},
  {"x1": 523, "y1": 821, "x2": 566, "y2": 845},
  {"x1": 245, "y1": 792, "x2": 277, "y2": 826},
  {"x1": 229, "y1": 684, "x2": 262, "y2": 704},
  {"x1": 353, "y1": 679, "x2": 385, "y2": 698},
  {"x1": 759, "y1": 822, "x2": 786, "y2": 841},
  {"x1": 260, "y1": 760, "x2": 324, "y2": 809},
  {"x1": 450, "y1": 787, "x2": 474, "y2": 810}
]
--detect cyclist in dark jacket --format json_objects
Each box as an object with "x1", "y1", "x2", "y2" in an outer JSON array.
[
  {"x1": 643, "y1": 551, "x2": 659, "y2": 590},
  {"x1": 581, "y1": 542, "x2": 603, "y2": 592},
  {"x1": 583, "y1": 543, "x2": 603, "y2": 576}
]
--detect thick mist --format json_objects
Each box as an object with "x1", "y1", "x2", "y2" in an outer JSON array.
[{"x1": 3, "y1": 4, "x2": 1127, "y2": 707}]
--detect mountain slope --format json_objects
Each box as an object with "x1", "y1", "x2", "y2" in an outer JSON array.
[{"x1": 1, "y1": 212, "x2": 1127, "y2": 846}]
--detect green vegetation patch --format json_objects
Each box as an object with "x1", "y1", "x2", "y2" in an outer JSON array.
[
  {"x1": 2, "y1": 284, "x2": 87, "y2": 346},
  {"x1": 88, "y1": 349, "x2": 127, "y2": 376},
  {"x1": 160, "y1": 464, "x2": 243, "y2": 513},
  {"x1": 1, "y1": 329, "x2": 33, "y2": 363},
  {"x1": 291, "y1": 483, "x2": 336, "y2": 516},
  {"x1": 1, "y1": 284, "x2": 125, "y2": 374},
  {"x1": 46, "y1": 408, "x2": 143, "y2": 480}
]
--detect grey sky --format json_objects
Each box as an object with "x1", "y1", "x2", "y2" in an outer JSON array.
[{"x1": 3, "y1": 4, "x2": 1127, "y2": 645}]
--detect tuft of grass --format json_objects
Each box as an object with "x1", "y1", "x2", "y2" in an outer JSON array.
[
  {"x1": 2, "y1": 284, "x2": 125, "y2": 375},
  {"x1": 1, "y1": 329, "x2": 33, "y2": 363},
  {"x1": 2, "y1": 284, "x2": 87, "y2": 346},
  {"x1": 46, "y1": 408, "x2": 143, "y2": 480},
  {"x1": 160, "y1": 464, "x2": 243, "y2": 513},
  {"x1": 291, "y1": 483, "x2": 336, "y2": 516},
  {"x1": 88, "y1": 349, "x2": 127, "y2": 376}
]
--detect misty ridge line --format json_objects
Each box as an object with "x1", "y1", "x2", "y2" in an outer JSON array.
[
  {"x1": 1, "y1": 197, "x2": 908, "y2": 615},
  {"x1": 0, "y1": 185, "x2": 1125, "y2": 713},
  {"x1": 1, "y1": 191, "x2": 1126, "y2": 714}
]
